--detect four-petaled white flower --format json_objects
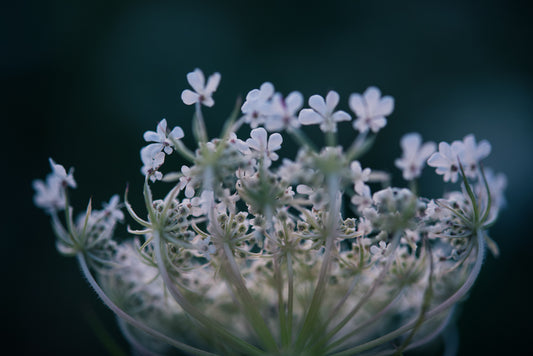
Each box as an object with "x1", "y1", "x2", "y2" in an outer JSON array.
[
  {"x1": 246, "y1": 128, "x2": 283, "y2": 167},
  {"x1": 241, "y1": 82, "x2": 275, "y2": 128},
  {"x1": 395, "y1": 133, "x2": 436, "y2": 181},
  {"x1": 427, "y1": 141, "x2": 465, "y2": 183},
  {"x1": 349, "y1": 87, "x2": 394, "y2": 133},
  {"x1": 350, "y1": 160, "x2": 371, "y2": 195},
  {"x1": 181, "y1": 68, "x2": 221, "y2": 107},
  {"x1": 143, "y1": 119, "x2": 184, "y2": 157},
  {"x1": 461, "y1": 134, "x2": 491, "y2": 179},
  {"x1": 298, "y1": 91, "x2": 351, "y2": 132},
  {"x1": 263, "y1": 92, "x2": 303, "y2": 132}
]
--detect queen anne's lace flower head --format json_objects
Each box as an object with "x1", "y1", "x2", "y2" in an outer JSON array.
[{"x1": 34, "y1": 69, "x2": 506, "y2": 356}]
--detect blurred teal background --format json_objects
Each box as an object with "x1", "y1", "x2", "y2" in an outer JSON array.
[{"x1": 4, "y1": 0, "x2": 532, "y2": 355}]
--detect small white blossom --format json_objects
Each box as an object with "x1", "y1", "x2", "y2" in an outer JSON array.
[
  {"x1": 181, "y1": 68, "x2": 221, "y2": 107},
  {"x1": 246, "y1": 127, "x2": 283, "y2": 167},
  {"x1": 296, "y1": 184, "x2": 327, "y2": 210},
  {"x1": 263, "y1": 92, "x2": 303, "y2": 132},
  {"x1": 241, "y1": 82, "x2": 275, "y2": 128},
  {"x1": 427, "y1": 141, "x2": 465, "y2": 183},
  {"x1": 49, "y1": 158, "x2": 77, "y2": 188},
  {"x1": 350, "y1": 185, "x2": 373, "y2": 213},
  {"x1": 395, "y1": 133, "x2": 436, "y2": 181},
  {"x1": 349, "y1": 87, "x2": 394, "y2": 133},
  {"x1": 197, "y1": 237, "x2": 217, "y2": 260},
  {"x1": 101, "y1": 194, "x2": 124, "y2": 222},
  {"x1": 32, "y1": 175, "x2": 65, "y2": 213},
  {"x1": 141, "y1": 149, "x2": 165, "y2": 182},
  {"x1": 370, "y1": 240, "x2": 388, "y2": 257},
  {"x1": 461, "y1": 134, "x2": 491, "y2": 178},
  {"x1": 350, "y1": 161, "x2": 371, "y2": 195},
  {"x1": 178, "y1": 165, "x2": 197, "y2": 198},
  {"x1": 298, "y1": 91, "x2": 351, "y2": 132},
  {"x1": 143, "y1": 119, "x2": 184, "y2": 156}
]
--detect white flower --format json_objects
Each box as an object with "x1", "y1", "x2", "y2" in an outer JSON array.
[
  {"x1": 143, "y1": 119, "x2": 184, "y2": 156},
  {"x1": 349, "y1": 87, "x2": 394, "y2": 133},
  {"x1": 241, "y1": 82, "x2": 275, "y2": 128},
  {"x1": 181, "y1": 68, "x2": 221, "y2": 107},
  {"x1": 246, "y1": 127, "x2": 283, "y2": 167},
  {"x1": 101, "y1": 194, "x2": 124, "y2": 222},
  {"x1": 350, "y1": 161, "x2": 371, "y2": 195},
  {"x1": 141, "y1": 149, "x2": 165, "y2": 182},
  {"x1": 178, "y1": 165, "x2": 197, "y2": 198},
  {"x1": 33, "y1": 175, "x2": 65, "y2": 213},
  {"x1": 263, "y1": 92, "x2": 303, "y2": 132},
  {"x1": 196, "y1": 236, "x2": 217, "y2": 260},
  {"x1": 49, "y1": 158, "x2": 77, "y2": 188},
  {"x1": 350, "y1": 185, "x2": 373, "y2": 213},
  {"x1": 395, "y1": 133, "x2": 436, "y2": 181},
  {"x1": 298, "y1": 91, "x2": 351, "y2": 132},
  {"x1": 370, "y1": 240, "x2": 388, "y2": 257},
  {"x1": 228, "y1": 132, "x2": 251, "y2": 154},
  {"x1": 461, "y1": 134, "x2": 491, "y2": 178},
  {"x1": 296, "y1": 184, "x2": 328, "y2": 210},
  {"x1": 427, "y1": 141, "x2": 465, "y2": 183}
]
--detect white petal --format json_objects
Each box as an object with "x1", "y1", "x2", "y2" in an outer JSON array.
[
  {"x1": 286, "y1": 91, "x2": 303, "y2": 112},
  {"x1": 143, "y1": 130, "x2": 160, "y2": 142},
  {"x1": 325, "y1": 91, "x2": 340, "y2": 113},
  {"x1": 205, "y1": 72, "x2": 221, "y2": 94},
  {"x1": 349, "y1": 93, "x2": 366, "y2": 117},
  {"x1": 427, "y1": 152, "x2": 449, "y2": 167},
  {"x1": 268, "y1": 133, "x2": 283, "y2": 151},
  {"x1": 309, "y1": 94, "x2": 327, "y2": 116},
  {"x1": 332, "y1": 110, "x2": 351, "y2": 123},
  {"x1": 363, "y1": 87, "x2": 382, "y2": 111},
  {"x1": 401, "y1": 133, "x2": 421, "y2": 157},
  {"x1": 369, "y1": 117, "x2": 387, "y2": 132},
  {"x1": 373, "y1": 96, "x2": 394, "y2": 117},
  {"x1": 181, "y1": 90, "x2": 199, "y2": 105},
  {"x1": 187, "y1": 69, "x2": 205, "y2": 93},
  {"x1": 299, "y1": 109, "x2": 323, "y2": 125},
  {"x1": 476, "y1": 140, "x2": 491, "y2": 160},
  {"x1": 169, "y1": 126, "x2": 184, "y2": 140},
  {"x1": 418, "y1": 142, "x2": 436, "y2": 161},
  {"x1": 202, "y1": 96, "x2": 215, "y2": 107},
  {"x1": 157, "y1": 119, "x2": 168, "y2": 137},
  {"x1": 250, "y1": 127, "x2": 267, "y2": 146}
]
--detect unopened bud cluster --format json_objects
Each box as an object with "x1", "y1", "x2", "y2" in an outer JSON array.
[{"x1": 33, "y1": 69, "x2": 506, "y2": 356}]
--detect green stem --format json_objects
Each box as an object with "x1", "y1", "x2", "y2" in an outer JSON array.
[
  {"x1": 152, "y1": 231, "x2": 265, "y2": 355},
  {"x1": 329, "y1": 231, "x2": 485, "y2": 356},
  {"x1": 76, "y1": 253, "x2": 217, "y2": 356}
]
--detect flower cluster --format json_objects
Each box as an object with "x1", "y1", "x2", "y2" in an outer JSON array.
[{"x1": 34, "y1": 69, "x2": 506, "y2": 356}]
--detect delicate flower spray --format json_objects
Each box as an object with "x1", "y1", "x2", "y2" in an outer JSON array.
[{"x1": 34, "y1": 69, "x2": 506, "y2": 356}]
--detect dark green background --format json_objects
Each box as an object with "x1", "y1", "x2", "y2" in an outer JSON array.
[{"x1": 4, "y1": 0, "x2": 532, "y2": 355}]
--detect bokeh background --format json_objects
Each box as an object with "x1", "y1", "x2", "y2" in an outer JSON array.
[{"x1": 4, "y1": 0, "x2": 532, "y2": 355}]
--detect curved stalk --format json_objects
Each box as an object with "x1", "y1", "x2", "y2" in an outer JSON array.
[
  {"x1": 76, "y1": 253, "x2": 217, "y2": 356},
  {"x1": 152, "y1": 231, "x2": 266, "y2": 356},
  {"x1": 329, "y1": 230, "x2": 485, "y2": 356}
]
